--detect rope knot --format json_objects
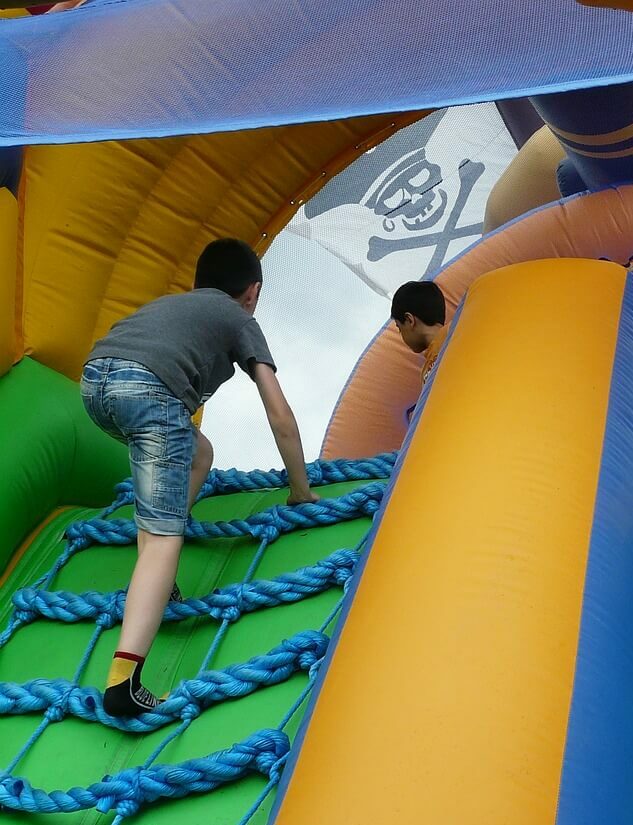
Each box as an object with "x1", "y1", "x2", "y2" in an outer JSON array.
[
  {"x1": 117, "y1": 799, "x2": 141, "y2": 818},
  {"x1": 306, "y1": 462, "x2": 324, "y2": 486},
  {"x1": 250, "y1": 730, "x2": 290, "y2": 778},
  {"x1": 177, "y1": 685, "x2": 202, "y2": 721},
  {"x1": 44, "y1": 704, "x2": 65, "y2": 723},
  {"x1": 114, "y1": 767, "x2": 142, "y2": 818},
  {"x1": 221, "y1": 605, "x2": 241, "y2": 622},
  {"x1": 267, "y1": 754, "x2": 288, "y2": 784},
  {"x1": 95, "y1": 775, "x2": 115, "y2": 813},
  {"x1": 335, "y1": 566, "x2": 354, "y2": 586},
  {"x1": 181, "y1": 702, "x2": 201, "y2": 721},
  {"x1": 249, "y1": 505, "x2": 291, "y2": 543},
  {"x1": 218, "y1": 588, "x2": 242, "y2": 622},
  {"x1": 111, "y1": 480, "x2": 134, "y2": 509},
  {"x1": 298, "y1": 649, "x2": 321, "y2": 670},
  {"x1": 63, "y1": 522, "x2": 91, "y2": 550},
  {"x1": 95, "y1": 590, "x2": 125, "y2": 629},
  {"x1": 204, "y1": 469, "x2": 220, "y2": 495},
  {"x1": 282, "y1": 631, "x2": 329, "y2": 671},
  {"x1": 249, "y1": 523, "x2": 279, "y2": 542},
  {"x1": 14, "y1": 609, "x2": 36, "y2": 625},
  {"x1": 45, "y1": 686, "x2": 73, "y2": 722},
  {"x1": 308, "y1": 655, "x2": 325, "y2": 682},
  {"x1": 113, "y1": 479, "x2": 134, "y2": 496},
  {"x1": 63, "y1": 521, "x2": 84, "y2": 541}
]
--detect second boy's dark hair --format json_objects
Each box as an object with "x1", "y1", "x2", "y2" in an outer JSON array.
[
  {"x1": 195, "y1": 238, "x2": 262, "y2": 296},
  {"x1": 391, "y1": 281, "x2": 446, "y2": 326}
]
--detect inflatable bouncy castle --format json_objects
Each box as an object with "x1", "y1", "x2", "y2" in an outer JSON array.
[{"x1": 2, "y1": 2, "x2": 633, "y2": 823}]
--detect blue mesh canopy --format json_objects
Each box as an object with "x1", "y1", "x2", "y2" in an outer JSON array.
[{"x1": 1, "y1": 0, "x2": 633, "y2": 145}]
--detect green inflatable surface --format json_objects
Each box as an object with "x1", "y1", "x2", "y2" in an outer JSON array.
[{"x1": 0, "y1": 359, "x2": 373, "y2": 824}]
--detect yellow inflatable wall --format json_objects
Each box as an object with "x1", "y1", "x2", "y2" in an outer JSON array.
[
  {"x1": 0, "y1": 188, "x2": 17, "y2": 377},
  {"x1": 16, "y1": 111, "x2": 426, "y2": 379}
]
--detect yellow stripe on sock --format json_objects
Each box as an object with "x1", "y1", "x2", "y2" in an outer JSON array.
[{"x1": 107, "y1": 657, "x2": 136, "y2": 689}]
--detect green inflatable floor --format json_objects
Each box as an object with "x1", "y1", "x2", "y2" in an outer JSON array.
[{"x1": 0, "y1": 359, "x2": 374, "y2": 824}]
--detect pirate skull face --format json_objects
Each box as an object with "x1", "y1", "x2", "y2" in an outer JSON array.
[
  {"x1": 290, "y1": 103, "x2": 512, "y2": 296},
  {"x1": 364, "y1": 148, "x2": 448, "y2": 236}
]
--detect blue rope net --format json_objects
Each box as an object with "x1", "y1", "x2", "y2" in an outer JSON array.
[{"x1": 0, "y1": 452, "x2": 396, "y2": 821}]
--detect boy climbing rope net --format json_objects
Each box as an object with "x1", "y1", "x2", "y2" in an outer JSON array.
[{"x1": 80, "y1": 238, "x2": 318, "y2": 717}]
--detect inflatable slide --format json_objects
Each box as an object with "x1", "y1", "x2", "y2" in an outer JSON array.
[{"x1": 2, "y1": 1, "x2": 633, "y2": 823}]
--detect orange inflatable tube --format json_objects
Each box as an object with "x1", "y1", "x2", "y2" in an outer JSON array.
[
  {"x1": 275, "y1": 258, "x2": 630, "y2": 825},
  {"x1": 321, "y1": 184, "x2": 633, "y2": 459}
]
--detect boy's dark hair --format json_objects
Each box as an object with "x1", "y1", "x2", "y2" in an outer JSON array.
[
  {"x1": 195, "y1": 238, "x2": 262, "y2": 296},
  {"x1": 391, "y1": 281, "x2": 446, "y2": 326}
]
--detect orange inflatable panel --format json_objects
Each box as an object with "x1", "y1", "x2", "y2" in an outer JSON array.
[{"x1": 321, "y1": 184, "x2": 633, "y2": 459}]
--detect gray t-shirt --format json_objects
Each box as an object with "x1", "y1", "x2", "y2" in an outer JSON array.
[{"x1": 86, "y1": 288, "x2": 276, "y2": 413}]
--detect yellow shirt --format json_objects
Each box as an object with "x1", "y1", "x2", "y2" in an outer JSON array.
[{"x1": 421, "y1": 324, "x2": 450, "y2": 386}]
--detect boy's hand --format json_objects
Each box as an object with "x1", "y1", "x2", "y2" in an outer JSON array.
[{"x1": 287, "y1": 490, "x2": 320, "y2": 506}]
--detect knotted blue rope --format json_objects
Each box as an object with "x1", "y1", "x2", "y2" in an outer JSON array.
[
  {"x1": 0, "y1": 729, "x2": 289, "y2": 816},
  {"x1": 63, "y1": 482, "x2": 385, "y2": 548},
  {"x1": 0, "y1": 456, "x2": 391, "y2": 648},
  {"x1": 0, "y1": 453, "x2": 391, "y2": 821},
  {"x1": 108, "y1": 453, "x2": 396, "y2": 505},
  {"x1": 0, "y1": 485, "x2": 379, "y2": 649},
  {"x1": 0, "y1": 630, "x2": 328, "y2": 731},
  {"x1": 10, "y1": 547, "x2": 359, "y2": 629}
]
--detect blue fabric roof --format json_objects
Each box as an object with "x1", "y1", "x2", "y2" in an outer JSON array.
[{"x1": 1, "y1": 0, "x2": 633, "y2": 145}]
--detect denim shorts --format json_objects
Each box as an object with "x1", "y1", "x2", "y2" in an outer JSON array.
[{"x1": 80, "y1": 357, "x2": 197, "y2": 536}]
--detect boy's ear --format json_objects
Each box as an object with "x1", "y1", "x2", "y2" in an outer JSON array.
[
  {"x1": 249, "y1": 281, "x2": 261, "y2": 299},
  {"x1": 243, "y1": 281, "x2": 260, "y2": 306},
  {"x1": 404, "y1": 312, "x2": 416, "y2": 327}
]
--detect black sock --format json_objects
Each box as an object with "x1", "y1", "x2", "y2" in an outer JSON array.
[{"x1": 103, "y1": 651, "x2": 161, "y2": 717}]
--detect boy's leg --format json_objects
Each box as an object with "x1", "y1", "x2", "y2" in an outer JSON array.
[
  {"x1": 114, "y1": 432, "x2": 213, "y2": 649},
  {"x1": 103, "y1": 391, "x2": 205, "y2": 716},
  {"x1": 135, "y1": 430, "x2": 213, "y2": 561},
  {"x1": 105, "y1": 429, "x2": 213, "y2": 716},
  {"x1": 104, "y1": 530, "x2": 183, "y2": 716},
  {"x1": 129, "y1": 431, "x2": 212, "y2": 617},
  {"x1": 186, "y1": 429, "x2": 214, "y2": 513},
  {"x1": 117, "y1": 531, "x2": 183, "y2": 656}
]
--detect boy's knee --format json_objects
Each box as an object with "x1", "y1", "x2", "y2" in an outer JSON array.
[{"x1": 194, "y1": 432, "x2": 213, "y2": 471}]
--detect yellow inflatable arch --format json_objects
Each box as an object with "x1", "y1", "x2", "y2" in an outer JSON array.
[{"x1": 3, "y1": 110, "x2": 425, "y2": 382}]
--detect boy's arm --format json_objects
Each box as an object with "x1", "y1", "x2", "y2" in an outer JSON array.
[{"x1": 253, "y1": 362, "x2": 319, "y2": 505}]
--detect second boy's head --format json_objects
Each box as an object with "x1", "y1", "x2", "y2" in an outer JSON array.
[
  {"x1": 195, "y1": 238, "x2": 262, "y2": 315},
  {"x1": 391, "y1": 281, "x2": 446, "y2": 353}
]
